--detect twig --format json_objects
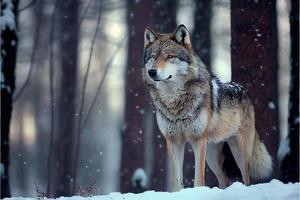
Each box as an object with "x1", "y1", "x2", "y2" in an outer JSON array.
[
  {"x1": 46, "y1": 0, "x2": 58, "y2": 196},
  {"x1": 81, "y1": 37, "x2": 127, "y2": 130},
  {"x1": 79, "y1": 0, "x2": 92, "y2": 26},
  {"x1": 72, "y1": 0, "x2": 103, "y2": 194},
  {"x1": 18, "y1": 0, "x2": 37, "y2": 12},
  {"x1": 101, "y1": 1, "x2": 125, "y2": 11},
  {"x1": 35, "y1": 183, "x2": 47, "y2": 200},
  {"x1": 55, "y1": 33, "x2": 124, "y2": 144},
  {"x1": 75, "y1": 180, "x2": 97, "y2": 197},
  {"x1": 13, "y1": 1, "x2": 42, "y2": 102}
]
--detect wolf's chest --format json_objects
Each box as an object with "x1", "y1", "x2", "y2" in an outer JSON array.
[{"x1": 156, "y1": 109, "x2": 208, "y2": 139}]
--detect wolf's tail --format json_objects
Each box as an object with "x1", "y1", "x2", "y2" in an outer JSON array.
[{"x1": 249, "y1": 132, "x2": 272, "y2": 179}]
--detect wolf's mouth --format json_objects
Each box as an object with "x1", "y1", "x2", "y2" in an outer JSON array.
[{"x1": 154, "y1": 75, "x2": 172, "y2": 82}]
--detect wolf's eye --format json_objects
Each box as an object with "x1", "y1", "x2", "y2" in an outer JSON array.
[
  {"x1": 167, "y1": 55, "x2": 174, "y2": 59},
  {"x1": 151, "y1": 53, "x2": 156, "y2": 58}
]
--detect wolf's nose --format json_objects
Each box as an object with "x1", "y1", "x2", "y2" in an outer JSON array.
[{"x1": 148, "y1": 69, "x2": 157, "y2": 77}]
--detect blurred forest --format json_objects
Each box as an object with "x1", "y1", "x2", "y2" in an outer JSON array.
[{"x1": 0, "y1": 0, "x2": 299, "y2": 198}]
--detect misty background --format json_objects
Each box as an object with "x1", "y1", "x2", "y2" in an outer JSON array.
[{"x1": 1, "y1": 0, "x2": 296, "y2": 198}]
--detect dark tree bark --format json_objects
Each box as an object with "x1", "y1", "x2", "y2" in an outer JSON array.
[
  {"x1": 231, "y1": 0, "x2": 279, "y2": 180},
  {"x1": 280, "y1": 0, "x2": 299, "y2": 183},
  {"x1": 57, "y1": 0, "x2": 79, "y2": 196},
  {"x1": 192, "y1": 0, "x2": 212, "y2": 70},
  {"x1": 147, "y1": 0, "x2": 177, "y2": 191},
  {"x1": 0, "y1": 0, "x2": 19, "y2": 198},
  {"x1": 148, "y1": 0, "x2": 177, "y2": 32},
  {"x1": 48, "y1": 0, "x2": 79, "y2": 197},
  {"x1": 121, "y1": 0, "x2": 153, "y2": 193}
]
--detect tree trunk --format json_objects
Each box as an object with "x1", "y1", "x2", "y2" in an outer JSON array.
[
  {"x1": 147, "y1": 0, "x2": 177, "y2": 191},
  {"x1": 0, "y1": 0, "x2": 19, "y2": 198},
  {"x1": 31, "y1": 0, "x2": 47, "y2": 187},
  {"x1": 121, "y1": 0, "x2": 153, "y2": 193},
  {"x1": 280, "y1": 0, "x2": 299, "y2": 183},
  {"x1": 231, "y1": 0, "x2": 279, "y2": 180},
  {"x1": 148, "y1": 0, "x2": 177, "y2": 32},
  {"x1": 192, "y1": 0, "x2": 212, "y2": 70},
  {"x1": 50, "y1": 0, "x2": 79, "y2": 197}
]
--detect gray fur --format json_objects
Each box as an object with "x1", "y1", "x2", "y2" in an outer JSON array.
[{"x1": 143, "y1": 26, "x2": 272, "y2": 189}]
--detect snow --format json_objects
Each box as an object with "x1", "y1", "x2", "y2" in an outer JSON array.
[
  {"x1": 0, "y1": 0, "x2": 16, "y2": 31},
  {"x1": 277, "y1": 137, "x2": 290, "y2": 162},
  {"x1": 0, "y1": 162, "x2": 4, "y2": 176},
  {"x1": 4, "y1": 180, "x2": 299, "y2": 200},
  {"x1": 131, "y1": 168, "x2": 148, "y2": 188},
  {"x1": 0, "y1": 0, "x2": 16, "y2": 93},
  {"x1": 294, "y1": 117, "x2": 300, "y2": 125},
  {"x1": 268, "y1": 101, "x2": 276, "y2": 109}
]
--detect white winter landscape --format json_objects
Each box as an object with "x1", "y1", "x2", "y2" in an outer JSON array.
[{"x1": 4, "y1": 180, "x2": 299, "y2": 200}]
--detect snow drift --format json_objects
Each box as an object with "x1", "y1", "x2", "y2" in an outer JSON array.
[{"x1": 4, "y1": 180, "x2": 299, "y2": 200}]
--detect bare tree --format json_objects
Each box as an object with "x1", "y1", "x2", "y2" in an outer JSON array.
[
  {"x1": 56, "y1": 0, "x2": 80, "y2": 196},
  {"x1": 12, "y1": 0, "x2": 42, "y2": 101},
  {"x1": 280, "y1": 0, "x2": 299, "y2": 183},
  {"x1": 147, "y1": 0, "x2": 177, "y2": 191},
  {"x1": 47, "y1": 0, "x2": 58, "y2": 196},
  {"x1": 0, "y1": 0, "x2": 19, "y2": 198},
  {"x1": 231, "y1": 0, "x2": 279, "y2": 180},
  {"x1": 31, "y1": 0, "x2": 47, "y2": 188},
  {"x1": 46, "y1": 0, "x2": 80, "y2": 197},
  {"x1": 121, "y1": 0, "x2": 153, "y2": 193},
  {"x1": 73, "y1": 0, "x2": 103, "y2": 193}
]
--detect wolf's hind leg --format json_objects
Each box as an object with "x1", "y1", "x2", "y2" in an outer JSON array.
[
  {"x1": 166, "y1": 138, "x2": 185, "y2": 191},
  {"x1": 227, "y1": 136, "x2": 250, "y2": 185},
  {"x1": 206, "y1": 142, "x2": 228, "y2": 189}
]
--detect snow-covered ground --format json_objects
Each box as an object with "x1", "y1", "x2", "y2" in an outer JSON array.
[{"x1": 5, "y1": 180, "x2": 299, "y2": 200}]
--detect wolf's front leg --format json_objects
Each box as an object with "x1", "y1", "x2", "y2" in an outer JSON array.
[
  {"x1": 166, "y1": 138, "x2": 185, "y2": 192},
  {"x1": 191, "y1": 136, "x2": 207, "y2": 187}
]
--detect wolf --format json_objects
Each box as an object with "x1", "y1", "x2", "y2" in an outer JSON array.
[{"x1": 142, "y1": 24, "x2": 272, "y2": 191}]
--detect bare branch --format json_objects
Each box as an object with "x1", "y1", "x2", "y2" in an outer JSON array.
[
  {"x1": 79, "y1": 0, "x2": 92, "y2": 26},
  {"x1": 72, "y1": 0, "x2": 103, "y2": 193},
  {"x1": 101, "y1": 1, "x2": 125, "y2": 11},
  {"x1": 13, "y1": 43, "x2": 36, "y2": 101},
  {"x1": 75, "y1": 180, "x2": 96, "y2": 197},
  {"x1": 18, "y1": 0, "x2": 37, "y2": 12},
  {"x1": 81, "y1": 37, "x2": 127, "y2": 130},
  {"x1": 13, "y1": 1, "x2": 43, "y2": 102},
  {"x1": 35, "y1": 183, "x2": 47, "y2": 200},
  {"x1": 77, "y1": 0, "x2": 102, "y2": 148},
  {"x1": 46, "y1": 0, "x2": 58, "y2": 196}
]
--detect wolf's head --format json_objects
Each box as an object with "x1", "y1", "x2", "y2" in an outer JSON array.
[{"x1": 143, "y1": 24, "x2": 207, "y2": 90}]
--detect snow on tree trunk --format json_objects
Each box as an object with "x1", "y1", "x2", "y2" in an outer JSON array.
[
  {"x1": 147, "y1": 0, "x2": 177, "y2": 191},
  {"x1": 0, "y1": 0, "x2": 19, "y2": 198},
  {"x1": 231, "y1": 0, "x2": 279, "y2": 180},
  {"x1": 121, "y1": 0, "x2": 153, "y2": 193},
  {"x1": 280, "y1": 0, "x2": 299, "y2": 183}
]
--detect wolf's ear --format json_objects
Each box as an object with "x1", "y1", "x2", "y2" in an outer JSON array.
[
  {"x1": 144, "y1": 27, "x2": 157, "y2": 48},
  {"x1": 174, "y1": 24, "x2": 191, "y2": 48}
]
